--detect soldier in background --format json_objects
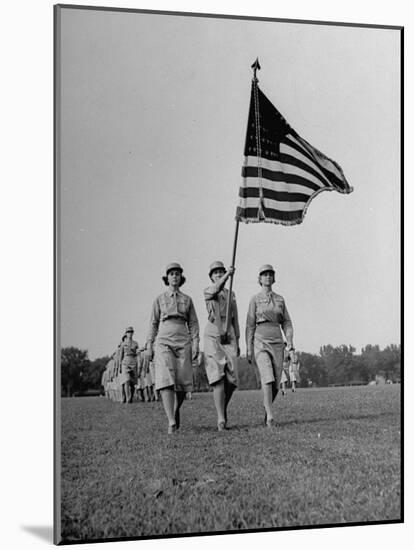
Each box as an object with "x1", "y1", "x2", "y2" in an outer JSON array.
[
  {"x1": 135, "y1": 349, "x2": 146, "y2": 402},
  {"x1": 289, "y1": 350, "x2": 300, "y2": 392},
  {"x1": 280, "y1": 349, "x2": 289, "y2": 396},
  {"x1": 119, "y1": 327, "x2": 139, "y2": 403},
  {"x1": 142, "y1": 347, "x2": 155, "y2": 402},
  {"x1": 113, "y1": 335, "x2": 126, "y2": 402}
]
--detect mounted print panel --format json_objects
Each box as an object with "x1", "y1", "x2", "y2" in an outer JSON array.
[{"x1": 54, "y1": 4, "x2": 402, "y2": 545}]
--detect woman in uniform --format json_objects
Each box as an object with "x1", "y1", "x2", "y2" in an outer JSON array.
[
  {"x1": 203, "y1": 261, "x2": 240, "y2": 431},
  {"x1": 147, "y1": 262, "x2": 199, "y2": 434},
  {"x1": 246, "y1": 265, "x2": 295, "y2": 427},
  {"x1": 119, "y1": 327, "x2": 139, "y2": 404},
  {"x1": 289, "y1": 350, "x2": 299, "y2": 392}
]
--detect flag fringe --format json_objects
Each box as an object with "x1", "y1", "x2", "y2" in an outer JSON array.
[{"x1": 236, "y1": 185, "x2": 354, "y2": 226}]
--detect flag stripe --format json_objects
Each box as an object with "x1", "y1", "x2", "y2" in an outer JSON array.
[
  {"x1": 237, "y1": 206, "x2": 304, "y2": 222},
  {"x1": 285, "y1": 134, "x2": 347, "y2": 190},
  {"x1": 239, "y1": 186, "x2": 311, "y2": 204},
  {"x1": 295, "y1": 133, "x2": 346, "y2": 181},
  {"x1": 281, "y1": 139, "x2": 333, "y2": 186},
  {"x1": 244, "y1": 153, "x2": 330, "y2": 190},
  {"x1": 279, "y1": 152, "x2": 332, "y2": 187},
  {"x1": 240, "y1": 196, "x2": 308, "y2": 212},
  {"x1": 241, "y1": 176, "x2": 315, "y2": 196},
  {"x1": 241, "y1": 166, "x2": 322, "y2": 192}
]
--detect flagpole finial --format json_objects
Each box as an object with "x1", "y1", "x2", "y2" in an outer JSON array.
[{"x1": 251, "y1": 58, "x2": 261, "y2": 81}]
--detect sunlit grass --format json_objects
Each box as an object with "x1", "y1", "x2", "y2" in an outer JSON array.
[{"x1": 60, "y1": 385, "x2": 401, "y2": 542}]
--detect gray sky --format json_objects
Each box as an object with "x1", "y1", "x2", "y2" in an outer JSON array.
[{"x1": 58, "y1": 7, "x2": 400, "y2": 359}]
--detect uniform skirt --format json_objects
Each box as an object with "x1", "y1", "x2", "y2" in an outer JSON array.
[
  {"x1": 253, "y1": 323, "x2": 284, "y2": 386},
  {"x1": 119, "y1": 358, "x2": 137, "y2": 385},
  {"x1": 203, "y1": 321, "x2": 237, "y2": 387},
  {"x1": 154, "y1": 319, "x2": 193, "y2": 392}
]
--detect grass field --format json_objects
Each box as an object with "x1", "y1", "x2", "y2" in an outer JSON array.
[{"x1": 60, "y1": 385, "x2": 401, "y2": 542}]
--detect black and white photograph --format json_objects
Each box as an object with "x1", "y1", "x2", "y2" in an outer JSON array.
[{"x1": 52, "y1": 4, "x2": 403, "y2": 545}]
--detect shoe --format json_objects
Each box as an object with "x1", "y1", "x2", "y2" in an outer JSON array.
[
  {"x1": 168, "y1": 424, "x2": 177, "y2": 435},
  {"x1": 217, "y1": 421, "x2": 226, "y2": 432}
]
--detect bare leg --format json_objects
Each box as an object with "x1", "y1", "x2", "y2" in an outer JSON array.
[
  {"x1": 281, "y1": 382, "x2": 286, "y2": 395},
  {"x1": 121, "y1": 384, "x2": 127, "y2": 403},
  {"x1": 125, "y1": 383, "x2": 132, "y2": 403},
  {"x1": 213, "y1": 379, "x2": 226, "y2": 426},
  {"x1": 160, "y1": 387, "x2": 176, "y2": 427},
  {"x1": 292, "y1": 381, "x2": 296, "y2": 392},
  {"x1": 263, "y1": 382, "x2": 274, "y2": 423}
]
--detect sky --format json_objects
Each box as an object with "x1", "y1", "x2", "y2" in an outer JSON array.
[{"x1": 58, "y1": 7, "x2": 401, "y2": 360}]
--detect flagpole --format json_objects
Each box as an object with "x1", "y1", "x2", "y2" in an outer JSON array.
[
  {"x1": 224, "y1": 59, "x2": 261, "y2": 338},
  {"x1": 224, "y1": 219, "x2": 239, "y2": 336}
]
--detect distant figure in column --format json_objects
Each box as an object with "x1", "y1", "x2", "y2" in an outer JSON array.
[
  {"x1": 142, "y1": 347, "x2": 155, "y2": 402},
  {"x1": 135, "y1": 349, "x2": 146, "y2": 402},
  {"x1": 119, "y1": 327, "x2": 139, "y2": 404},
  {"x1": 280, "y1": 349, "x2": 289, "y2": 396},
  {"x1": 203, "y1": 261, "x2": 240, "y2": 431},
  {"x1": 147, "y1": 262, "x2": 199, "y2": 434},
  {"x1": 289, "y1": 350, "x2": 299, "y2": 392},
  {"x1": 246, "y1": 265, "x2": 295, "y2": 427}
]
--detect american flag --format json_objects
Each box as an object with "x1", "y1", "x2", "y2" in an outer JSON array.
[{"x1": 236, "y1": 82, "x2": 353, "y2": 225}]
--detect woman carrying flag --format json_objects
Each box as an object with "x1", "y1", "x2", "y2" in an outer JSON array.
[
  {"x1": 203, "y1": 261, "x2": 240, "y2": 431},
  {"x1": 246, "y1": 265, "x2": 295, "y2": 427}
]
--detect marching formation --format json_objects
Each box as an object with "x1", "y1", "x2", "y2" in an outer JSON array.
[{"x1": 102, "y1": 261, "x2": 300, "y2": 434}]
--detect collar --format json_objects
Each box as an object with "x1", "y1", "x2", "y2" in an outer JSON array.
[
  {"x1": 258, "y1": 289, "x2": 275, "y2": 298},
  {"x1": 166, "y1": 288, "x2": 181, "y2": 297}
]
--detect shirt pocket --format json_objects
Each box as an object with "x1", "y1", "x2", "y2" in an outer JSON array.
[
  {"x1": 159, "y1": 297, "x2": 172, "y2": 317},
  {"x1": 256, "y1": 297, "x2": 269, "y2": 317},
  {"x1": 275, "y1": 299, "x2": 285, "y2": 322},
  {"x1": 275, "y1": 298, "x2": 285, "y2": 312},
  {"x1": 176, "y1": 296, "x2": 188, "y2": 316}
]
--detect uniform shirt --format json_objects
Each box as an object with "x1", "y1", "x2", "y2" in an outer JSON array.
[
  {"x1": 147, "y1": 289, "x2": 200, "y2": 345},
  {"x1": 204, "y1": 282, "x2": 240, "y2": 340},
  {"x1": 246, "y1": 290, "x2": 293, "y2": 353},
  {"x1": 119, "y1": 339, "x2": 139, "y2": 366}
]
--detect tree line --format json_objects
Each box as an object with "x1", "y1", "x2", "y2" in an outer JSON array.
[{"x1": 60, "y1": 343, "x2": 401, "y2": 397}]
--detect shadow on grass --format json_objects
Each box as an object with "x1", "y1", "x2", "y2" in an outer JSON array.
[
  {"x1": 278, "y1": 411, "x2": 397, "y2": 427},
  {"x1": 21, "y1": 525, "x2": 53, "y2": 543},
  {"x1": 185, "y1": 411, "x2": 397, "y2": 434}
]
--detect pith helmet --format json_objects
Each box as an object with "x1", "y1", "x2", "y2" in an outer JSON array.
[
  {"x1": 259, "y1": 264, "x2": 275, "y2": 276},
  {"x1": 209, "y1": 260, "x2": 225, "y2": 278},
  {"x1": 125, "y1": 326, "x2": 134, "y2": 333},
  {"x1": 165, "y1": 262, "x2": 183, "y2": 275}
]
